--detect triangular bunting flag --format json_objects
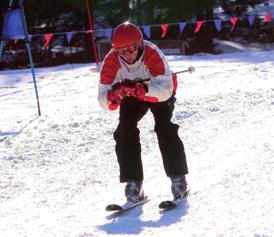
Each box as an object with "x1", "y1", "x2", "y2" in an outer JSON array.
[
  {"x1": 265, "y1": 14, "x2": 272, "y2": 28},
  {"x1": 85, "y1": 30, "x2": 92, "y2": 34},
  {"x1": 179, "y1": 22, "x2": 186, "y2": 33},
  {"x1": 230, "y1": 17, "x2": 238, "y2": 31},
  {"x1": 265, "y1": 14, "x2": 272, "y2": 22},
  {"x1": 161, "y1": 24, "x2": 168, "y2": 38},
  {"x1": 248, "y1": 15, "x2": 255, "y2": 27},
  {"x1": 66, "y1": 32, "x2": 74, "y2": 44},
  {"x1": 194, "y1": 20, "x2": 204, "y2": 33},
  {"x1": 143, "y1": 25, "x2": 151, "y2": 39},
  {"x1": 214, "y1": 19, "x2": 222, "y2": 32},
  {"x1": 44, "y1": 33, "x2": 53, "y2": 47},
  {"x1": 105, "y1": 29, "x2": 112, "y2": 40}
]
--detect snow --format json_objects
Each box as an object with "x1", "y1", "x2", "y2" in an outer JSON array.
[
  {"x1": 247, "y1": 0, "x2": 274, "y2": 18},
  {"x1": 0, "y1": 49, "x2": 274, "y2": 237},
  {"x1": 214, "y1": 0, "x2": 274, "y2": 19}
]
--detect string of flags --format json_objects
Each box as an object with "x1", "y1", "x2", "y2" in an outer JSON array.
[{"x1": 11, "y1": 14, "x2": 272, "y2": 47}]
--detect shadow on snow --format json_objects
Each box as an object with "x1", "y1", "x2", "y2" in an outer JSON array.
[
  {"x1": 98, "y1": 201, "x2": 189, "y2": 235},
  {"x1": 0, "y1": 117, "x2": 38, "y2": 143}
]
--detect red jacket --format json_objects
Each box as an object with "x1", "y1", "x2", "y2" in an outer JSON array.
[{"x1": 98, "y1": 40, "x2": 176, "y2": 110}]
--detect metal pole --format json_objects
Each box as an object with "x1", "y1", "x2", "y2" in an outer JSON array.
[
  {"x1": 85, "y1": 0, "x2": 99, "y2": 66},
  {"x1": 19, "y1": 0, "x2": 41, "y2": 116},
  {"x1": 0, "y1": 41, "x2": 4, "y2": 60},
  {"x1": 25, "y1": 42, "x2": 41, "y2": 116},
  {"x1": 8, "y1": 0, "x2": 14, "y2": 9},
  {"x1": 132, "y1": 66, "x2": 195, "y2": 83}
]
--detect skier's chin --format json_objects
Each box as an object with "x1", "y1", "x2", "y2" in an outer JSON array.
[
  {"x1": 121, "y1": 52, "x2": 138, "y2": 65},
  {"x1": 125, "y1": 59, "x2": 135, "y2": 64}
]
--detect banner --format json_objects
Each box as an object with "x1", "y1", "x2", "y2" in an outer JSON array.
[
  {"x1": 66, "y1": 32, "x2": 74, "y2": 44},
  {"x1": 161, "y1": 24, "x2": 168, "y2": 38},
  {"x1": 22, "y1": 13, "x2": 272, "y2": 44},
  {"x1": 143, "y1": 25, "x2": 151, "y2": 38},
  {"x1": 230, "y1": 18, "x2": 238, "y2": 31},
  {"x1": 214, "y1": 20, "x2": 222, "y2": 32},
  {"x1": 44, "y1": 33, "x2": 53, "y2": 47},
  {"x1": 194, "y1": 21, "x2": 204, "y2": 33}
]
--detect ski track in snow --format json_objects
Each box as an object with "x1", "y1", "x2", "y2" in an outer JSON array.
[{"x1": 0, "y1": 51, "x2": 273, "y2": 237}]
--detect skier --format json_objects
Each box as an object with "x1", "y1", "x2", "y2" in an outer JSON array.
[{"x1": 98, "y1": 22, "x2": 189, "y2": 204}]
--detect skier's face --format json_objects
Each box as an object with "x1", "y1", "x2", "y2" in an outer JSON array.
[
  {"x1": 120, "y1": 49, "x2": 138, "y2": 64},
  {"x1": 116, "y1": 43, "x2": 139, "y2": 64}
]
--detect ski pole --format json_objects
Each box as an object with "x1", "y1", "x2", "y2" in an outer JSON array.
[
  {"x1": 133, "y1": 66, "x2": 195, "y2": 83},
  {"x1": 174, "y1": 66, "x2": 195, "y2": 75}
]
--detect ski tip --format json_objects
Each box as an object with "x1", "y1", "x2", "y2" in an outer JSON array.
[
  {"x1": 159, "y1": 200, "x2": 176, "y2": 209},
  {"x1": 105, "y1": 204, "x2": 123, "y2": 212},
  {"x1": 159, "y1": 190, "x2": 190, "y2": 210}
]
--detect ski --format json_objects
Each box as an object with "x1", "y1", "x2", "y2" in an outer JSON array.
[
  {"x1": 106, "y1": 196, "x2": 149, "y2": 215},
  {"x1": 159, "y1": 190, "x2": 190, "y2": 211}
]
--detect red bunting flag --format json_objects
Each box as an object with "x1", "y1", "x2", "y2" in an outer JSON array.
[
  {"x1": 265, "y1": 14, "x2": 272, "y2": 22},
  {"x1": 44, "y1": 33, "x2": 53, "y2": 47},
  {"x1": 230, "y1": 18, "x2": 238, "y2": 31},
  {"x1": 161, "y1": 24, "x2": 168, "y2": 38},
  {"x1": 194, "y1": 21, "x2": 204, "y2": 33}
]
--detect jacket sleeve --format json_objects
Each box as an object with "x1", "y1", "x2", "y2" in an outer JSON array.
[
  {"x1": 143, "y1": 42, "x2": 173, "y2": 102},
  {"x1": 97, "y1": 50, "x2": 121, "y2": 110}
]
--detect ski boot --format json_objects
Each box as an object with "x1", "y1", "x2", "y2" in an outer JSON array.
[
  {"x1": 171, "y1": 175, "x2": 188, "y2": 200},
  {"x1": 125, "y1": 180, "x2": 145, "y2": 203}
]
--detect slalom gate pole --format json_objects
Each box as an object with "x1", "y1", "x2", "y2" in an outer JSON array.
[
  {"x1": 0, "y1": 42, "x2": 4, "y2": 60},
  {"x1": 85, "y1": 0, "x2": 99, "y2": 66},
  {"x1": 8, "y1": 0, "x2": 14, "y2": 9},
  {"x1": 25, "y1": 42, "x2": 41, "y2": 116},
  {"x1": 19, "y1": 0, "x2": 41, "y2": 116}
]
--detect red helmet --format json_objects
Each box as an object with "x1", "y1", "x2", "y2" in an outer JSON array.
[{"x1": 112, "y1": 22, "x2": 143, "y2": 49}]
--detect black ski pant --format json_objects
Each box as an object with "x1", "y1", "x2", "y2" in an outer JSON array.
[{"x1": 114, "y1": 94, "x2": 188, "y2": 183}]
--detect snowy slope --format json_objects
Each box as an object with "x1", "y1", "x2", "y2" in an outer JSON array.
[{"x1": 0, "y1": 50, "x2": 273, "y2": 237}]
